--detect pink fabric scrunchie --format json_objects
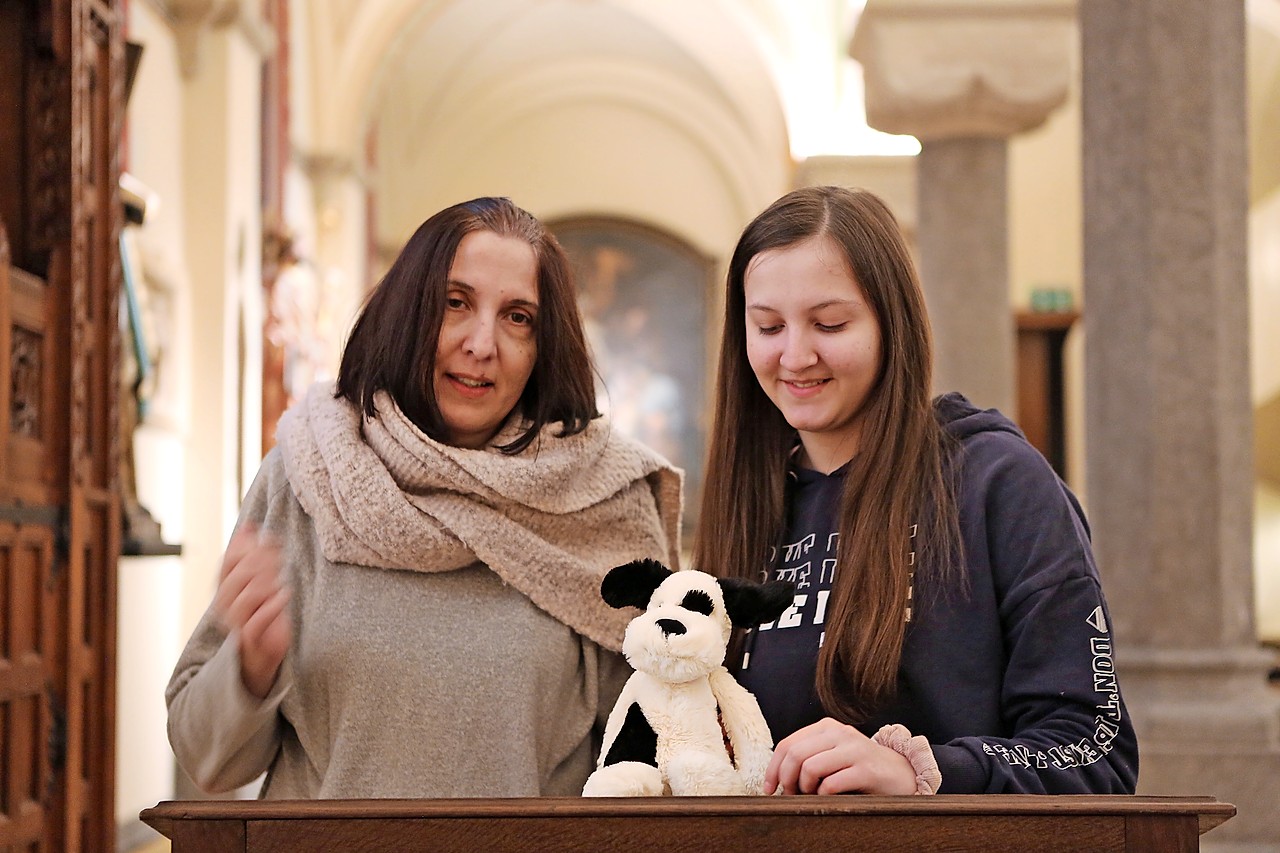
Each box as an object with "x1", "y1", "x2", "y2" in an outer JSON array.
[{"x1": 871, "y1": 723, "x2": 942, "y2": 795}]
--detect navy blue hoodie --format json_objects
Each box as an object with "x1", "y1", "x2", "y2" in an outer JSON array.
[{"x1": 737, "y1": 393, "x2": 1139, "y2": 794}]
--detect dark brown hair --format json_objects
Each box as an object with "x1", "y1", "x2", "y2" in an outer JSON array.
[
  {"x1": 336, "y1": 197, "x2": 598, "y2": 453},
  {"x1": 693, "y1": 186, "x2": 960, "y2": 723}
]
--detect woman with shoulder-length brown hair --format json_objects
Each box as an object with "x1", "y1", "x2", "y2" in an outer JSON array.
[
  {"x1": 336, "y1": 195, "x2": 597, "y2": 453},
  {"x1": 168, "y1": 197, "x2": 683, "y2": 799},
  {"x1": 696, "y1": 185, "x2": 1137, "y2": 796}
]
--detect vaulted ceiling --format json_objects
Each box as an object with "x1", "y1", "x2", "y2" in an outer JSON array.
[{"x1": 292, "y1": 0, "x2": 892, "y2": 253}]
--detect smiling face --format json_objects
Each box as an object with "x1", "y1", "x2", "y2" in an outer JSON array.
[
  {"x1": 743, "y1": 234, "x2": 883, "y2": 473},
  {"x1": 432, "y1": 229, "x2": 540, "y2": 448}
]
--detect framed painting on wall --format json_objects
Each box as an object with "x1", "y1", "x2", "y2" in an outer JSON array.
[{"x1": 552, "y1": 218, "x2": 712, "y2": 541}]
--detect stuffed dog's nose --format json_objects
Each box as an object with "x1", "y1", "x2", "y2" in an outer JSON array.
[{"x1": 656, "y1": 618, "x2": 686, "y2": 637}]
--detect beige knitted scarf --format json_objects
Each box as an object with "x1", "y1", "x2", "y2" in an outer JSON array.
[{"x1": 275, "y1": 382, "x2": 683, "y2": 651}]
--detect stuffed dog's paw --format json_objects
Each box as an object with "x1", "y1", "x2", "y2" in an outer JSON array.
[
  {"x1": 666, "y1": 750, "x2": 748, "y2": 796},
  {"x1": 582, "y1": 761, "x2": 665, "y2": 797}
]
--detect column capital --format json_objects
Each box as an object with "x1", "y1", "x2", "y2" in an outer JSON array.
[
  {"x1": 293, "y1": 148, "x2": 372, "y2": 198},
  {"x1": 850, "y1": 0, "x2": 1076, "y2": 140},
  {"x1": 160, "y1": 0, "x2": 275, "y2": 78},
  {"x1": 294, "y1": 149, "x2": 362, "y2": 182}
]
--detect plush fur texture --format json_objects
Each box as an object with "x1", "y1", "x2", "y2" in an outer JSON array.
[{"x1": 583, "y1": 560, "x2": 794, "y2": 797}]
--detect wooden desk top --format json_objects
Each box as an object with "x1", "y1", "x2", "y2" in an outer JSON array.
[{"x1": 143, "y1": 794, "x2": 1236, "y2": 853}]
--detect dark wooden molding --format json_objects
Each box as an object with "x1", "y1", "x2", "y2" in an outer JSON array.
[{"x1": 1016, "y1": 309, "x2": 1080, "y2": 478}]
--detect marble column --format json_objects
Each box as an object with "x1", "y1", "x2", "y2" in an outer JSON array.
[
  {"x1": 916, "y1": 139, "x2": 1008, "y2": 410},
  {"x1": 1081, "y1": 0, "x2": 1280, "y2": 847},
  {"x1": 851, "y1": 0, "x2": 1075, "y2": 414}
]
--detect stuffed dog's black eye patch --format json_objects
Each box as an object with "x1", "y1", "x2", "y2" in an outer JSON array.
[{"x1": 680, "y1": 590, "x2": 714, "y2": 616}]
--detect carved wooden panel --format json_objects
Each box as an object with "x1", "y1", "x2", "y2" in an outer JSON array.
[
  {"x1": 0, "y1": 0, "x2": 122, "y2": 851},
  {"x1": 2, "y1": 228, "x2": 58, "y2": 853},
  {"x1": 61, "y1": 2, "x2": 123, "y2": 850},
  {"x1": 0, "y1": 518, "x2": 59, "y2": 853},
  {"x1": 11, "y1": 326, "x2": 43, "y2": 438},
  {"x1": 6, "y1": 258, "x2": 55, "y2": 503}
]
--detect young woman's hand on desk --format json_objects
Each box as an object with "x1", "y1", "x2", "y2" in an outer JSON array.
[{"x1": 766, "y1": 717, "x2": 917, "y2": 795}]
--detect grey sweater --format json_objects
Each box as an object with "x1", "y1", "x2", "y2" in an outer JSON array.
[{"x1": 166, "y1": 388, "x2": 681, "y2": 798}]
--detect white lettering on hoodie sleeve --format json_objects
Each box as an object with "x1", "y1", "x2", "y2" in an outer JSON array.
[{"x1": 982, "y1": 601, "x2": 1124, "y2": 775}]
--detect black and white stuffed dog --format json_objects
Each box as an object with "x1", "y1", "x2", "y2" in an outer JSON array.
[{"x1": 582, "y1": 559, "x2": 795, "y2": 797}]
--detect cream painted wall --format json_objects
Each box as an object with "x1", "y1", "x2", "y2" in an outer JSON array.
[
  {"x1": 1249, "y1": 0, "x2": 1280, "y2": 203},
  {"x1": 116, "y1": 10, "x2": 270, "y2": 825},
  {"x1": 1251, "y1": 191, "x2": 1280, "y2": 406},
  {"x1": 1248, "y1": 3, "x2": 1280, "y2": 646},
  {"x1": 115, "y1": 556, "x2": 181, "y2": 836},
  {"x1": 180, "y1": 29, "x2": 265, "y2": 636},
  {"x1": 1258, "y1": 484, "x2": 1280, "y2": 642},
  {"x1": 116, "y1": 1, "x2": 190, "y2": 833},
  {"x1": 1249, "y1": 188, "x2": 1280, "y2": 648},
  {"x1": 1009, "y1": 86, "x2": 1082, "y2": 309}
]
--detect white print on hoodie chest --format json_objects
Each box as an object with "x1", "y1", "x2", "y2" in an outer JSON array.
[{"x1": 760, "y1": 532, "x2": 839, "y2": 633}]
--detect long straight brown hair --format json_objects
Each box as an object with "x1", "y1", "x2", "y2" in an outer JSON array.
[
  {"x1": 694, "y1": 186, "x2": 959, "y2": 723},
  {"x1": 336, "y1": 197, "x2": 598, "y2": 454}
]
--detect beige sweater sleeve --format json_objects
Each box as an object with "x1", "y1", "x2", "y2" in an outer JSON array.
[
  {"x1": 165, "y1": 454, "x2": 295, "y2": 793},
  {"x1": 595, "y1": 644, "x2": 631, "y2": 733}
]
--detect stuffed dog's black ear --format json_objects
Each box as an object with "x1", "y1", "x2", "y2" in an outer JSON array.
[
  {"x1": 601, "y1": 559, "x2": 673, "y2": 609},
  {"x1": 719, "y1": 577, "x2": 796, "y2": 628}
]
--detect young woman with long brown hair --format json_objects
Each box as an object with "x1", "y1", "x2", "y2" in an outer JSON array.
[{"x1": 695, "y1": 186, "x2": 1137, "y2": 795}]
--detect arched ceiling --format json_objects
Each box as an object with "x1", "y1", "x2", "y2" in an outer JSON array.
[
  {"x1": 293, "y1": 1, "x2": 895, "y2": 237},
  {"x1": 381, "y1": 1, "x2": 731, "y2": 125},
  {"x1": 367, "y1": 0, "x2": 779, "y2": 175},
  {"x1": 304, "y1": 0, "x2": 821, "y2": 254},
  {"x1": 301, "y1": 0, "x2": 806, "y2": 163}
]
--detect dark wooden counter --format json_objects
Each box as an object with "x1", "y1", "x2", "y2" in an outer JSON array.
[{"x1": 141, "y1": 795, "x2": 1234, "y2": 853}]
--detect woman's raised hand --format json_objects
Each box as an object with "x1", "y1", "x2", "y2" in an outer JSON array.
[
  {"x1": 765, "y1": 716, "x2": 917, "y2": 795},
  {"x1": 214, "y1": 524, "x2": 291, "y2": 699}
]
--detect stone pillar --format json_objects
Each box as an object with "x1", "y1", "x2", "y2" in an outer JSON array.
[
  {"x1": 851, "y1": 0, "x2": 1074, "y2": 413},
  {"x1": 1081, "y1": 0, "x2": 1280, "y2": 847},
  {"x1": 916, "y1": 139, "x2": 1008, "y2": 410}
]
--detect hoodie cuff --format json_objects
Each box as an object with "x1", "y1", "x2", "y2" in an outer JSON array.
[{"x1": 930, "y1": 743, "x2": 989, "y2": 793}]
